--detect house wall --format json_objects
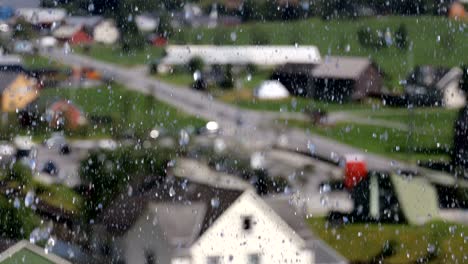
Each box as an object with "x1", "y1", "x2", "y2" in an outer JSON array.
[
  {"x1": 2, "y1": 75, "x2": 38, "y2": 112},
  {"x1": 443, "y1": 79, "x2": 466, "y2": 108},
  {"x1": 94, "y1": 21, "x2": 119, "y2": 45},
  {"x1": 70, "y1": 30, "x2": 93, "y2": 45},
  {"x1": 353, "y1": 66, "x2": 383, "y2": 100},
  {"x1": 121, "y1": 209, "x2": 173, "y2": 264},
  {"x1": 190, "y1": 191, "x2": 314, "y2": 264}
]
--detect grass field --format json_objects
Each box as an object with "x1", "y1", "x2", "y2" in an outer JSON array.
[
  {"x1": 73, "y1": 44, "x2": 165, "y2": 66},
  {"x1": 39, "y1": 84, "x2": 206, "y2": 138},
  {"x1": 22, "y1": 55, "x2": 63, "y2": 69},
  {"x1": 286, "y1": 107, "x2": 458, "y2": 162},
  {"x1": 74, "y1": 17, "x2": 467, "y2": 91},
  {"x1": 308, "y1": 218, "x2": 468, "y2": 263},
  {"x1": 172, "y1": 16, "x2": 467, "y2": 90}
]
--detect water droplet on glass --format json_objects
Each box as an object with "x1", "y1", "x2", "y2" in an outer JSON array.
[
  {"x1": 169, "y1": 187, "x2": 176, "y2": 197},
  {"x1": 449, "y1": 225, "x2": 456, "y2": 235},
  {"x1": 13, "y1": 197, "x2": 20, "y2": 209},
  {"x1": 230, "y1": 32, "x2": 237, "y2": 41},
  {"x1": 67, "y1": 248, "x2": 75, "y2": 259},
  {"x1": 211, "y1": 197, "x2": 220, "y2": 208},
  {"x1": 44, "y1": 237, "x2": 55, "y2": 254},
  {"x1": 345, "y1": 44, "x2": 351, "y2": 52},
  {"x1": 307, "y1": 141, "x2": 316, "y2": 155},
  {"x1": 427, "y1": 244, "x2": 436, "y2": 253},
  {"x1": 25, "y1": 191, "x2": 34, "y2": 207}
]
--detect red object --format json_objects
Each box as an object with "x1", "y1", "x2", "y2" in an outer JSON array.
[
  {"x1": 48, "y1": 100, "x2": 85, "y2": 130},
  {"x1": 344, "y1": 154, "x2": 368, "y2": 189},
  {"x1": 69, "y1": 30, "x2": 93, "y2": 45},
  {"x1": 151, "y1": 36, "x2": 167, "y2": 47}
]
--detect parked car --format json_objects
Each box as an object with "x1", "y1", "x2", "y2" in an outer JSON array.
[{"x1": 42, "y1": 160, "x2": 58, "y2": 176}]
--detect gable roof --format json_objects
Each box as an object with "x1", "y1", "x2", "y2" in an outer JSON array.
[
  {"x1": 264, "y1": 195, "x2": 348, "y2": 264},
  {"x1": 53, "y1": 25, "x2": 82, "y2": 39},
  {"x1": 145, "y1": 202, "x2": 207, "y2": 248},
  {"x1": 0, "y1": 71, "x2": 20, "y2": 92},
  {"x1": 65, "y1": 16, "x2": 103, "y2": 28},
  {"x1": 0, "y1": 55, "x2": 23, "y2": 66},
  {"x1": 101, "y1": 176, "x2": 244, "y2": 240},
  {"x1": 160, "y1": 45, "x2": 322, "y2": 66},
  {"x1": 15, "y1": 8, "x2": 66, "y2": 24},
  {"x1": 311, "y1": 56, "x2": 374, "y2": 80},
  {"x1": 0, "y1": 240, "x2": 71, "y2": 264}
]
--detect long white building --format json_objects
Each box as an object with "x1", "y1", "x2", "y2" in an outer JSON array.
[{"x1": 158, "y1": 45, "x2": 321, "y2": 73}]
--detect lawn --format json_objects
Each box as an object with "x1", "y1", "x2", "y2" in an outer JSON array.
[
  {"x1": 39, "y1": 83, "x2": 206, "y2": 138},
  {"x1": 73, "y1": 44, "x2": 165, "y2": 66},
  {"x1": 22, "y1": 54, "x2": 64, "y2": 69},
  {"x1": 155, "y1": 69, "x2": 378, "y2": 113},
  {"x1": 33, "y1": 181, "x2": 83, "y2": 213},
  {"x1": 308, "y1": 218, "x2": 468, "y2": 263},
  {"x1": 286, "y1": 107, "x2": 458, "y2": 162},
  {"x1": 171, "y1": 16, "x2": 467, "y2": 90},
  {"x1": 72, "y1": 17, "x2": 466, "y2": 91}
]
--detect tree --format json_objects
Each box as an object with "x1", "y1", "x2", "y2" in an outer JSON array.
[
  {"x1": 0, "y1": 197, "x2": 38, "y2": 239},
  {"x1": 12, "y1": 19, "x2": 36, "y2": 40},
  {"x1": 119, "y1": 20, "x2": 145, "y2": 53},
  {"x1": 80, "y1": 147, "x2": 175, "y2": 222},
  {"x1": 188, "y1": 57, "x2": 205, "y2": 74},
  {"x1": 241, "y1": 0, "x2": 264, "y2": 21},
  {"x1": 219, "y1": 64, "x2": 234, "y2": 89},
  {"x1": 8, "y1": 163, "x2": 33, "y2": 186},
  {"x1": 395, "y1": 24, "x2": 408, "y2": 50},
  {"x1": 157, "y1": 11, "x2": 174, "y2": 38}
]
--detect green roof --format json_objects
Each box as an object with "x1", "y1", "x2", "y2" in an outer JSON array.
[
  {"x1": 1, "y1": 248, "x2": 57, "y2": 264},
  {"x1": 390, "y1": 174, "x2": 440, "y2": 225},
  {"x1": 0, "y1": 241, "x2": 70, "y2": 264}
]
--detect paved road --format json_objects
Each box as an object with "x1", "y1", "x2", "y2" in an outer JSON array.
[{"x1": 42, "y1": 50, "x2": 439, "y2": 173}]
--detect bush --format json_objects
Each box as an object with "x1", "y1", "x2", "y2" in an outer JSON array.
[
  {"x1": 246, "y1": 63, "x2": 258, "y2": 75},
  {"x1": 241, "y1": 0, "x2": 265, "y2": 21},
  {"x1": 395, "y1": 24, "x2": 408, "y2": 50},
  {"x1": 357, "y1": 27, "x2": 385, "y2": 49},
  {"x1": 8, "y1": 163, "x2": 32, "y2": 186},
  {"x1": 12, "y1": 18, "x2": 36, "y2": 40},
  {"x1": 219, "y1": 64, "x2": 234, "y2": 89},
  {"x1": 149, "y1": 60, "x2": 159, "y2": 74},
  {"x1": 157, "y1": 11, "x2": 174, "y2": 38},
  {"x1": 119, "y1": 21, "x2": 146, "y2": 53},
  {"x1": 79, "y1": 147, "x2": 176, "y2": 222},
  {"x1": 0, "y1": 197, "x2": 38, "y2": 239},
  {"x1": 188, "y1": 57, "x2": 205, "y2": 74}
]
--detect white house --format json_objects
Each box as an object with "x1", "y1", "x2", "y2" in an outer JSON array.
[
  {"x1": 94, "y1": 177, "x2": 347, "y2": 264},
  {"x1": 438, "y1": 67, "x2": 466, "y2": 108},
  {"x1": 135, "y1": 14, "x2": 159, "y2": 32},
  {"x1": 405, "y1": 66, "x2": 466, "y2": 108},
  {"x1": 158, "y1": 45, "x2": 322, "y2": 73},
  {"x1": 93, "y1": 19, "x2": 119, "y2": 45}
]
